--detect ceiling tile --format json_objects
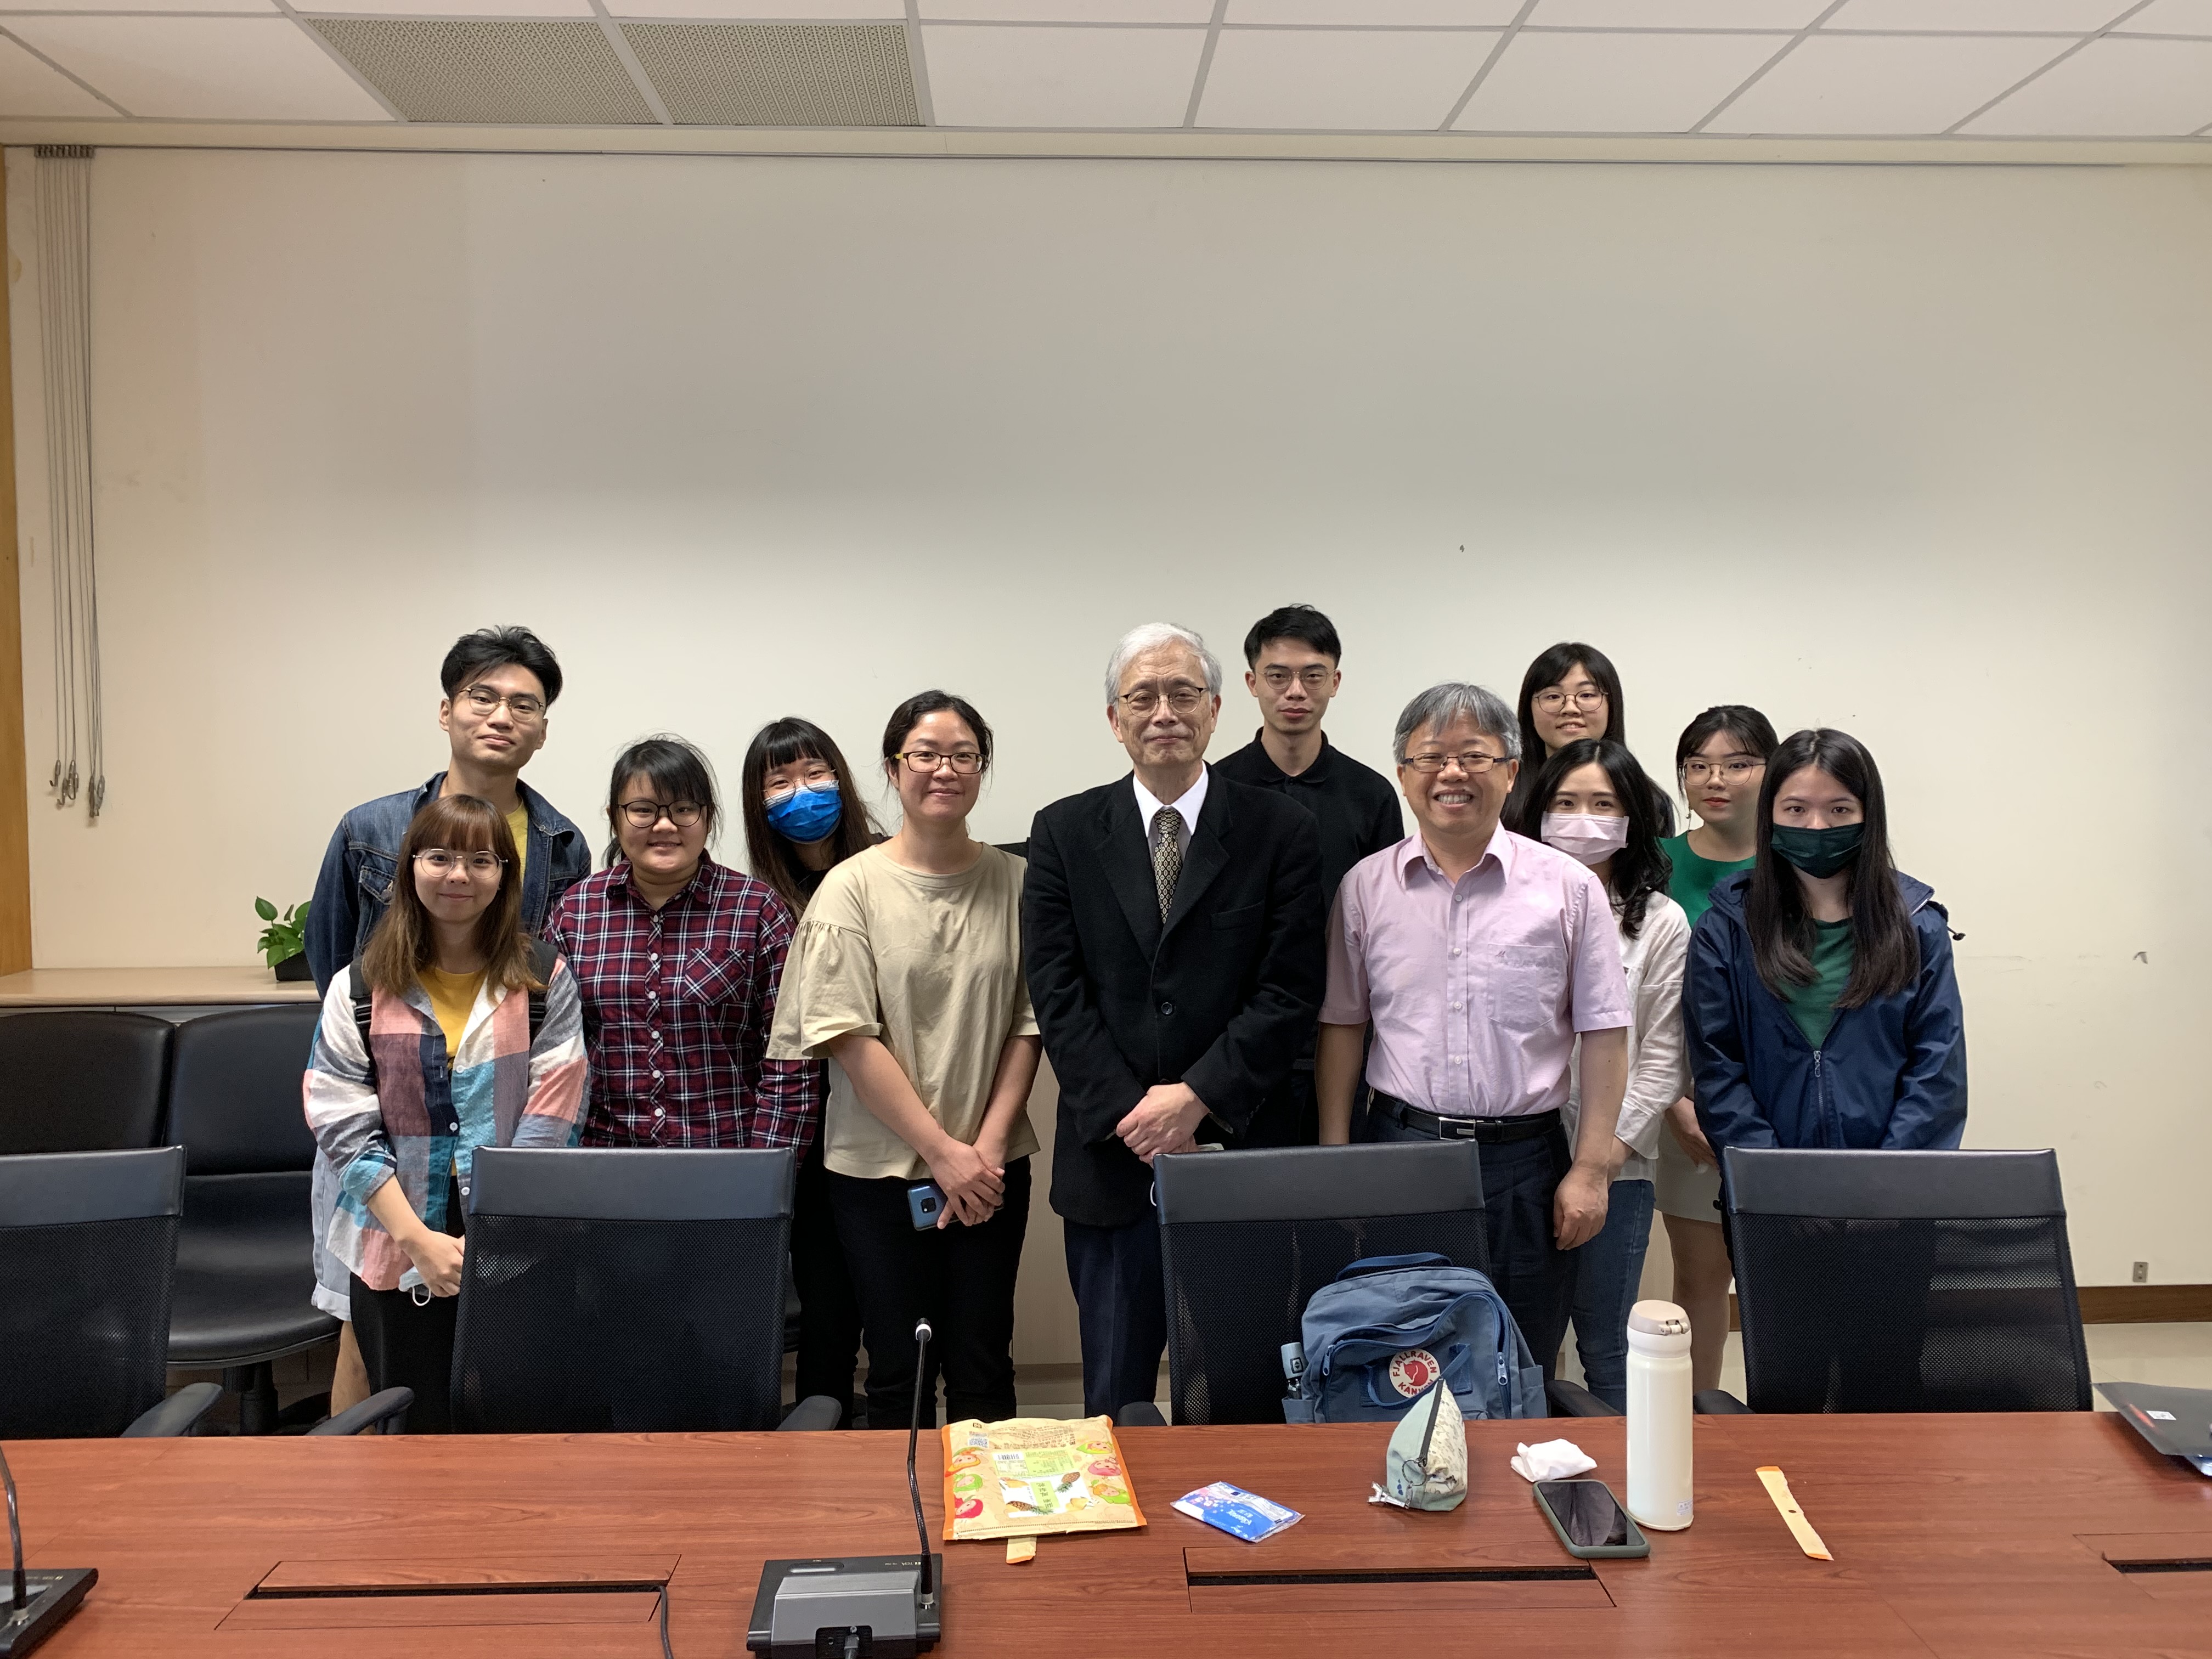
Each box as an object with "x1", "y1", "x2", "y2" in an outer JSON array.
[
  {"x1": 1963, "y1": 35, "x2": 2212, "y2": 130},
  {"x1": 1706, "y1": 31, "x2": 2066, "y2": 130},
  {"x1": 7, "y1": 0, "x2": 277, "y2": 12},
  {"x1": 1198, "y1": 26, "x2": 1496, "y2": 128},
  {"x1": 311, "y1": 16, "x2": 656, "y2": 121},
  {"x1": 0, "y1": 34, "x2": 113, "y2": 116},
  {"x1": 602, "y1": 0, "x2": 901, "y2": 15},
  {"x1": 1825, "y1": 0, "x2": 2129, "y2": 30},
  {"x1": 2115, "y1": 0, "x2": 2212, "y2": 35},
  {"x1": 919, "y1": 1, "x2": 1214, "y2": 20},
  {"x1": 1226, "y1": 0, "x2": 1522, "y2": 22},
  {"x1": 922, "y1": 22, "x2": 1203, "y2": 125},
  {"x1": 4, "y1": 16, "x2": 392, "y2": 119},
  {"x1": 1527, "y1": 0, "x2": 1824, "y2": 27},
  {"x1": 297, "y1": 0, "x2": 594, "y2": 15},
  {"x1": 624, "y1": 20, "x2": 918, "y2": 123},
  {"x1": 1458, "y1": 28, "x2": 1782, "y2": 129}
]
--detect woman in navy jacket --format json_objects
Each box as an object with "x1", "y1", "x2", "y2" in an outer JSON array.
[{"x1": 1686, "y1": 727, "x2": 1965, "y2": 1156}]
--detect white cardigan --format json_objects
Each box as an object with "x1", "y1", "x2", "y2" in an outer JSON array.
[{"x1": 1566, "y1": 891, "x2": 1690, "y2": 1184}]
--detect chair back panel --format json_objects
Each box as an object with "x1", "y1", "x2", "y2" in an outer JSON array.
[
  {"x1": 165, "y1": 1006, "x2": 323, "y2": 1174},
  {"x1": 0, "y1": 1011, "x2": 173, "y2": 1155}
]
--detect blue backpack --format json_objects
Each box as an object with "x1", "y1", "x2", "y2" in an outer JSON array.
[{"x1": 1285, "y1": 1253, "x2": 1544, "y2": 1424}]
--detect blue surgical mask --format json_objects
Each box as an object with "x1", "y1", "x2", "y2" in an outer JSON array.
[{"x1": 765, "y1": 782, "x2": 842, "y2": 845}]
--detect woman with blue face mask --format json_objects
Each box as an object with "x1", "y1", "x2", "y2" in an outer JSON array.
[{"x1": 742, "y1": 718, "x2": 883, "y2": 1425}]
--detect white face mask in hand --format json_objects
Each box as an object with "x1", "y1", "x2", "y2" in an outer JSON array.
[{"x1": 1539, "y1": 812, "x2": 1629, "y2": 867}]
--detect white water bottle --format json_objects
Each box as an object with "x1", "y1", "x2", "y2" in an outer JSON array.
[{"x1": 1625, "y1": 1299, "x2": 1694, "y2": 1531}]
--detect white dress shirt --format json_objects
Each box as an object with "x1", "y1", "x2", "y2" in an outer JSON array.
[{"x1": 1133, "y1": 766, "x2": 1210, "y2": 863}]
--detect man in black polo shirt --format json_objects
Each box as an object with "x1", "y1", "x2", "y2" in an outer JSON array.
[{"x1": 1214, "y1": 604, "x2": 1402, "y2": 1144}]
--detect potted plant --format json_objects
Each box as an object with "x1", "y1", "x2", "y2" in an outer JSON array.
[{"x1": 255, "y1": 898, "x2": 313, "y2": 981}]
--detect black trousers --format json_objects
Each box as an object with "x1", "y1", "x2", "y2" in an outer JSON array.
[
  {"x1": 1063, "y1": 1209, "x2": 1167, "y2": 1421},
  {"x1": 791, "y1": 1137, "x2": 865, "y2": 1426},
  {"x1": 828, "y1": 1158, "x2": 1030, "y2": 1431},
  {"x1": 1237, "y1": 1064, "x2": 1318, "y2": 1149},
  {"x1": 349, "y1": 1175, "x2": 466, "y2": 1433}
]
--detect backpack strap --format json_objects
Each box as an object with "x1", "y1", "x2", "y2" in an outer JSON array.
[
  {"x1": 348, "y1": 960, "x2": 376, "y2": 1089},
  {"x1": 525, "y1": 938, "x2": 558, "y2": 1046},
  {"x1": 1335, "y1": 1252, "x2": 1456, "y2": 1284}
]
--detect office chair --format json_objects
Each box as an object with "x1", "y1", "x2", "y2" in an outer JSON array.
[
  {"x1": 0, "y1": 1147, "x2": 221, "y2": 1437},
  {"x1": 163, "y1": 1007, "x2": 341, "y2": 1432},
  {"x1": 450, "y1": 1147, "x2": 840, "y2": 1433},
  {"x1": 1136, "y1": 1141, "x2": 1505, "y2": 1426},
  {"x1": 0, "y1": 1011, "x2": 173, "y2": 1155},
  {"x1": 1701, "y1": 1147, "x2": 2092, "y2": 1415},
  {"x1": 308, "y1": 1387, "x2": 416, "y2": 1436}
]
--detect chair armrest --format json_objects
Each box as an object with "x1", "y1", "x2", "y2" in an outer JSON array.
[
  {"x1": 1544, "y1": 1379, "x2": 1621, "y2": 1418},
  {"x1": 1114, "y1": 1402, "x2": 1167, "y2": 1428},
  {"x1": 1694, "y1": 1389, "x2": 1753, "y2": 1414},
  {"x1": 777, "y1": 1395, "x2": 844, "y2": 1433},
  {"x1": 309, "y1": 1387, "x2": 415, "y2": 1436},
  {"x1": 123, "y1": 1381, "x2": 224, "y2": 1438}
]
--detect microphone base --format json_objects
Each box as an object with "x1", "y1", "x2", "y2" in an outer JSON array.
[
  {"x1": 0, "y1": 1569, "x2": 97, "y2": 1658},
  {"x1": 746, "y1": 1555, "x2": 941, "y2": 1659}
]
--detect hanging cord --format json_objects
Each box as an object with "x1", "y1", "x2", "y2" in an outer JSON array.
[{"x1": 35, "y1": 146, "x2": 97, "y2": 816}]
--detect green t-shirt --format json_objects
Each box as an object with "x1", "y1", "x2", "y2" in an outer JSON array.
[
  {"x1": 1782, "y1": 918, "x2": 1855, "y2": 1049},
  {"x1": 1661, "y1": 833, "x2": 1756, "y2": 927}
]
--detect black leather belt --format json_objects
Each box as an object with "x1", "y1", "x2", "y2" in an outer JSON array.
[{"x1": 1370, "y1": 1092, "x2": 1562, "y2": 1145}]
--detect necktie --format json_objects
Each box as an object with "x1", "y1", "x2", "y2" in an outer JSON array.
[{"x1": 1151, "y1": 806, "x2": 1184, "y2": 922}]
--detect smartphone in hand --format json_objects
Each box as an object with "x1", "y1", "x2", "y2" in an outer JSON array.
[{"x1": 906, "y1": 1180, "x2": 946, "y2": 1231}]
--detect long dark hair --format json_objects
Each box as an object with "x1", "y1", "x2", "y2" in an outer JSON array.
[
  {"x1": 1511, "y1": 739, "x2": 1672, "y2": 940},
  {"x1": 361, "y1": 795, "x2": 544, "y2": 1000},
  {"x1": 1745, "y1": 729, "x2": 1918, "y2": 1008},
  {"x1": 602, "y1": 735, "x2": 718, "y2": 869},
  {"x1": 740, "y1": 718, "x2": 878, "y2": 917}
]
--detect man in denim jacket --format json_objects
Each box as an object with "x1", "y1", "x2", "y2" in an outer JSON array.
[{"x1": 304, "y1": 625, "x2": 590, "y2": 1413}]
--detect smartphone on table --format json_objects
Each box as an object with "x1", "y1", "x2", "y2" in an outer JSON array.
[
  {"x1": 1533, "y1": 1479, "x2": 1650, "y2": 1559},
  {"x1": 906, "y1": 1180, "x2": 946, "y2": 1231}
]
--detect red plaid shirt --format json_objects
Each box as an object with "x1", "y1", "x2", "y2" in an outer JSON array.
[{"x1": 548, "y1": 855, "x2": 822, "y2": 1152}]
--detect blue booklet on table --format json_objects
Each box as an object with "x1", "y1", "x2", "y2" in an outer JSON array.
[{"x1": 1172, "y1": 1482, "x2": 1304, "y2": 1542}]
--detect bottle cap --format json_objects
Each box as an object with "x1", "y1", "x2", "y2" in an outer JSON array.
[{"x1": 1627, "y1": 1299, "x2": 1690, "y2": 1338}]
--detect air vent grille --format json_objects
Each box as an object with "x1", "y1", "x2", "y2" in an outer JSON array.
[
  {"x1": 622, "y1": 22, "x2": 919, "y2": 128},
  {"x1": 309, "y1": 19, "x2": 657, "y2": 126}
]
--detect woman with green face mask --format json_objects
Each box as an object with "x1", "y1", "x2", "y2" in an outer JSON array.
[{"x1": 1683, "y1": 727, "x2": 1965, "y2": 1159}]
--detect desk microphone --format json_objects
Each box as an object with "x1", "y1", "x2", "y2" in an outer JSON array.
[
  {"x1": 747, "y1": 1316, "x2": 943, "y2": 1658},
  {"x1": 0, "y1": 1444, "x2": 96, "y2": 1658}
]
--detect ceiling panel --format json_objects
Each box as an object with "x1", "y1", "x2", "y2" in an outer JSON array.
[
  {"x1": 1527, "y1": 0, "x2": 1822, "y2": 28},
  {"x1": 2117, "y1": 0, "x2": 2212, "y2": 35},
  {"x1": 0, "y1": 33, "x2": 114, "y2": 116},
  {"x1": 5, "y1": 15, "x2": 392, "y2": 119},
  {"x1": 1965, "y1": 35, "x2": 2212, "y2": 131},
  {"x1": 1198, "y1": 26, "x2": 1496, "y2": 128},
  {"x1": 3, "y1": 0, "x2": 277, "y2": 12},
  {"x1": 624, "y1": 20, "x2": 918, "y2": 122},
  {"x1": 1226, "y1": 0, "x2": 1522, "y2": 22},
  {"x1": 918, "y1": 1, "x2": 1214, "y2": 20},
  {"x1": 602, "y1": 0, "x2": 902, "y2": 14},
  {"x1": 311, "y1": 16, "x2": 657, "y2": 120},
  {"x1": 1707, "y1": 32, "x2": 2066, "y2": 131},
  {"x1": 297, "y1": 0, "x2": 595, "y2": 16},
  {"x1": 1459, "y1": 29, "x2": 1781, "y2": 130},
  {"x1": 1826, "y1": 0, "x2": 2130, "y2": 30},
  {"x1": 922, "y1": 22, "x2": 1202, "y2": 125}
]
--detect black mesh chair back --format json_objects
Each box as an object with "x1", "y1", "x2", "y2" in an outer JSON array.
[
  {"x1": 1725, "y1": 1147, "x2": 2091, "y2": 1414},
  {"x1": 452, "y1": 1147, "x2": 795, "y2": 1434},
  {"x1": 0, "y1": 1011, "x2": 173, "y2": 1154},
  {"x1": 1155, "y1": 1141, "x2": 1489, "y2": 1425},
  {"x1": 0, "y1": 1147, "x2": 186, "y2": 1437}
]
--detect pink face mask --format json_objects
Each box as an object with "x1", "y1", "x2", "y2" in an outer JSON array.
[{"x1": 1540, "y1": 812, "x2": 1629, "y2": 866}]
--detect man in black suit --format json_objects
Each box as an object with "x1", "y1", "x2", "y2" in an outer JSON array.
[{"x1": 1023, "y1": 622, "x2": 1325, "y2": 1419}]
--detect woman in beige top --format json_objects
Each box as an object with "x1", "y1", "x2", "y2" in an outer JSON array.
[{"x1": 769, "y1": 690, "x2": 1041, "y2": 1430}]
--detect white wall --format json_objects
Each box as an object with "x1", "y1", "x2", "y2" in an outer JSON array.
[{"x1": 9, "y1": 148, "x2": 2211, "y2": 1294}]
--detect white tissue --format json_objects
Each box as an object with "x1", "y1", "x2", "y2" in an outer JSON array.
[{"x1": 1510, "y1": 1439, "x2": 1596, "y2": 1482}]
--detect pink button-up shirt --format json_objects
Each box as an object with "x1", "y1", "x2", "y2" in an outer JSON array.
[{"x1": 1322, "y1": 827, "x2": 1629, "y2": 1118}]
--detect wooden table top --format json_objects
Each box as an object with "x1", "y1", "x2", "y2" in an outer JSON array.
[
  {"x1": 0, "y1": 966, "x2": 319, "y2": 1006},
  {"x1": 7, "y1": 1413, "x2": 2210, "y2": 1657}
]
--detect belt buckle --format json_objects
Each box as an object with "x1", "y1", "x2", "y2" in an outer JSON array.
[{"x1": 1439, "y1": 1117, "x2": 1477, "y2": 1141}]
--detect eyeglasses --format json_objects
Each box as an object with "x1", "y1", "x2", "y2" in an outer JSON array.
[
  {"x1": 1683, "y1": 758, "x2": 1765, "y2": 784},
  {"x1": 414, "y1": 849, "x2": 507, "y2": 877},
  {"x1": 1260, "y1": 667, "x2": 1334, "y2": 692},
  {"x1": 1117, "y1": 682, "x2": 1210, "y2": 715},
  {"x1": 1403, "y1": 750, "x2": 1508, "y2": 774},
  {"x1": 458, "y1": 684, "x2": 546, "y2": 722},
  {"x1": 895, "y1": 750, "x2": 985, "y2": 775},
  {"x1": 1532, "y1": 689, "x2": 1608, "y2": 714},
  {"x1": 763, "y1": 771, "x2": 836, "y2": 804},
  {"x1": 619, "y1": 799, "x2": 704, "y2": 828}
]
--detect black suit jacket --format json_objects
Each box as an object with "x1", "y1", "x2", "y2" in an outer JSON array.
[{"x1": 1023, "y1": 772, "x2": 1325, "y2": 1229}]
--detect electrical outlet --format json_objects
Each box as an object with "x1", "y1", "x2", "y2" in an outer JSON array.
[{"x1": 2132, "y1": 1262, "x2": 2149, "y2": 1284}]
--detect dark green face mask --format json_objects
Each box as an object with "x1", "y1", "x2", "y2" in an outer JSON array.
[{"x1": 1770, "y1": 822, "x2": 1864, "y2": 878}]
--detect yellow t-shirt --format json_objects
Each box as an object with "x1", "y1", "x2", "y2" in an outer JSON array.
[
  {"x1": 506, "y1": 804, "x2": 530, "y2": 889},
  {"x1": 420, "y1": 966, "x2": 486, "y2": 1060}
]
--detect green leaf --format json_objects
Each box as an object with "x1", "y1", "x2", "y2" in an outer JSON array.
[
  {"x1": 254, "y1": 897, "x2": 278, "y2": 922},
  {"x1": 296, "y1": 899, "x2": 311, "y2": 924}
]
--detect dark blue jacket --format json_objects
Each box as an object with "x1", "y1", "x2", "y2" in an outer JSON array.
[
  {"x1": 1685, "y1": 870, "x2": 1966, "y2": 1153},
  {"x1": 304, "y1": 771, "x2": 590, "y2": 995}
]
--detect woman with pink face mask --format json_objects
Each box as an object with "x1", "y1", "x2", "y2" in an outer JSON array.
[{"x1": 1510, "y1": 738, "x2": 1688, "y2": 1410}]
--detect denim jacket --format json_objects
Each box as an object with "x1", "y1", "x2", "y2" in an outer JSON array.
[{"x1": 305, "y1": 772, "x2": 590, "y2": 993}]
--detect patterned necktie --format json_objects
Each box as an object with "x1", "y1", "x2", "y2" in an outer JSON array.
[{"x1": 1151, "y1": 806, "x2": 1184, "y2": 922}]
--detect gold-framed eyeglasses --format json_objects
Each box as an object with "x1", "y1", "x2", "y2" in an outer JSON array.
[
  {"x1": 763, "y1": 770, "x2": 837, "y2": 804},
  {"x1": 1118, "y1": 682, "x2": 1209, "y2": 715},
  {"x1": 1683, "y1": 758, "x2": 1764, "y2": 784},
  {"x1": 459, "y1": 684, "x2": 546, "y2": 722},
  {"x1": 1403, "y1": 750, "x2": 1508, "y2": 774},
  {"x1": 414, "y1": 849, "x2": 507, "y2": 877},
  {"x1": 1532, "y1": 689, "x2": 1607, "y2": 714},
  {"x1": 895, "y1": 750, "x2": 984, "y2": 775},
  {"x1": 619, "y1": 799, "x2": 704, "y2": 828}
]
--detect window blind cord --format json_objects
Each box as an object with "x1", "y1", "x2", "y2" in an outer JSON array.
[{"x1": 35, "y1": 147, "x2": 100, "y2": 819}]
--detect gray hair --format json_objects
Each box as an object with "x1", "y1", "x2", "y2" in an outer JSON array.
[
  {"x1": 1392, "y1": 682, "x2": 1521, "y2": 764},
  {"x1": 1103, "y1": 622, "x2": 1223, "y2": 706}
]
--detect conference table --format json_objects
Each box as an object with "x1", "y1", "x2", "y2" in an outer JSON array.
[{"x1": 7, "y1": 1412, "x2": 2209, "y2": 1656}]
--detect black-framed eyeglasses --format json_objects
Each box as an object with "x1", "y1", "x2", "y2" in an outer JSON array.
[
  {"x1": 619, "y1": 799, "x2": 704, "y2": 828},
  {"x1": 1260, "y1": 667, "x2": 1334, "y2": 691},
  {"x1": 895, "y1": 750, "x2": 985, "y2": 775},
  {"x1": 414, "y1": 849, "x2": 507, "y2": 876},
  {"x1": 1403, "y1": 750, "x2": 1508, "y2": 774},
  {"x1": 1682, "y1": 758, "x2": 1764, "y2": 784},
  {"x1": 1532, "y1": 689, "x2": 1607, "y2": 713},
  {"x1": 459, "y1": 684, "x2": 546, "y2": 722},
  {"x1": 1118, "y1": 682, "x2": 1209, "y2": 715}
]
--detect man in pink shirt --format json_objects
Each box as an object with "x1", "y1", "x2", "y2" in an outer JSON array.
[{"x1": 1316, "y1": 681, "x2": 1630, "y2": 1381}]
